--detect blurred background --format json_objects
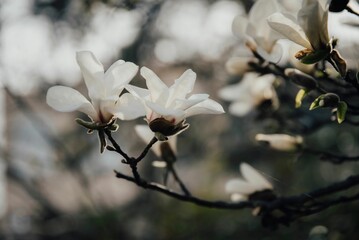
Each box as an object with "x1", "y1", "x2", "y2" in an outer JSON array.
[{"x1": 1, "y1": 0, "x2": 359, "y2": 239}]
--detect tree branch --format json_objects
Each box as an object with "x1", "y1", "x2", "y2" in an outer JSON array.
[{"x1": 114, "y1": 168, "x2": 359, "y2": 227}]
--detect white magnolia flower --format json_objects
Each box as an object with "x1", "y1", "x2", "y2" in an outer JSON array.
[
  {"x1": 218, "y1": 73, "x2": 279, "y2": 116},
  {"x1": 225, "y1": 56, "x2": 258, "y2": 76},
  {"x1": 46, "y1": 51, "x2": 145, "y2": 124},
  {"x1": 255, "y1": 133, "x2": 303, "y2": 152},
  {"x1": 232, "y1": 0, "x2": 283, "y2": 56},
  {"x1": 135, "y1": 125, "x2": 177, "y2": 168},
  {"x1": 225, "y1": 163, "x2": 273, "y2": 202},
  {"x1": 267, "y1": 0, "x2": 331, "y2": 62},
  {"x1": 127, "y1": 67, "x2": 224, "y2": 137}
]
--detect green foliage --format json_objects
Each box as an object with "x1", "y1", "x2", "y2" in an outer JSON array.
[
  {"x1": 337, "y1": 101, "x2": 347, "y2": 124},
  {"x1": 295, "y1": 89, "x2": 308, "y2": 108}
]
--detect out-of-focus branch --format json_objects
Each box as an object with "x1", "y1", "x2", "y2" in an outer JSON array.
[
  {"x1": 303, "y1": 148, "x2": 359, "y2": 164},
  {"x1": 114, "y1": 169, "x2": 359, "y2": 228}
]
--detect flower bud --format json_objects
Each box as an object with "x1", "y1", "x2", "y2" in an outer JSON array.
[
  {"x1": 225, "y1": 57, "x2": 258, "y2": 75},
  {"x1": 329, "y1": 0, "x2": 349, "y2": 12},
  {"x1": 245, "y1": 40, "x2": 258, "y2": 52},
  {"x1": 309, "y1": 226, "x2": 328, "y2": 239},
  {"x1": 255, "y1": 134, "x2": 303, "y2": 152},
  {"x1": 310, "y1": 93, "x2": 340, "y2": 110},
  {"x1": 149, "y1": 118, "x2": 189, "y2": 138},
  {"x1": 152, "y1": 160, "x2": 167, "y2": 168},
  {"x1": 285, "y1": 68, "x2": 318, "y2": 90}
]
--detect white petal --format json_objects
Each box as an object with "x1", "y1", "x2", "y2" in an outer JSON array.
[
  {"x1": 141, "y1": 67, "x2": 168, "y2": 101},
  {"x1": 240, "y1": 163, "x2": 273, "y2": 191},
  {"x1": 230, "y1": 193, "x2": 248, "y2": 202},
  {"x1": 248, "y1": 0, "x2": 281, "y2": 24},
  {"x1": 125, "y1": 85, "x2": 150, "y2": 99},
  {"x1": 105, "y1": 59, "x2": 125, "y2": 73},
  {"x1": 106, "y1": 61, "x2": 139, "y2": 96},
  {"x1": 106, "y1": 93, "x2": 146, "y2": 120},
  {"x1": 103, "y1": 59, "x2": 125, "y2": 94},
  {"x1": 167, "y1": 69, "x2": 196, "y2": 105},
  {"x1": 232, "y1": 15, "x2": 248, "y2": 38},
  {"x1": 184, "y1": 98, "x2": 225, "y2": 118},
  {"x1": 46, "y1": 86, "x2": 98, "y2": 120},
  {"x1": 298, "y1": 0, "x2": 329, "y2": 49},
  {"x1": 255, "y1": 134, "x2": 303, "y2": 152},
  {"x1": 267, "y1": 13, "x2": 312, "y2": 50},
  {"x1": 228, "y1": 101, "x2": 254, "y2": 117},
  {"x1": 225, "y1": 57, "x2": 252, "y2": 75},
  {"x1": 256, "y1": 43, "x2": 283, "y2": 63},
  {"x1": 174, "y1": 94, "x2": 209, "y2": 111},
  {"x1": 76, "y1": 51, "x2": 105, "y2": 100},
  {"x1": 146, "y1": 101, "x2": 185, "y2": 121},
  {"x1": 135, "y1": 125, "x2": 155, "y2": 143},
  {"x1": 225, "y1": 179, "x2": 256, "y2": 195},
  {"x1": 152, "y1": 160, "x2": 167, "y2": 168},
  {"x1": 218, "y1": 84, "x2": 245, "y2": 102}
]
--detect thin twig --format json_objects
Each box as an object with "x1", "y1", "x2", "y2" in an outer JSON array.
[
  {"x1": 303, "y1": 148, "x2": 359, "y2": 164},
  {"x1": 105, "y1": 130, "x2": 132, "y2": 161},
  {"x1": 135, "y1": 137, "x2": 158, "y2": 163},
  {"x1": 168, "y1": 164, "x2": 192, "y2": 196}
]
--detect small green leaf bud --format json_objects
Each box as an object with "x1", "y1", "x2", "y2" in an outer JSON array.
[
  {"x1": 310, "y1": 93, "x2": 340, "y2": 110},
  {"x1": 295, "y1": 89, "x2": 308, "y2": 108},
  {"x1": 336, "y1": 101, "x2": 347, "y2": 124}
]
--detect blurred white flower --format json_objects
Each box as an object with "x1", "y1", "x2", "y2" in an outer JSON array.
[
  {"x1": 268, "y1": 0, "x2": 331, "y2": 63},
  {"x1": 232, "y1": 0, "x2": 283, "y2": 57},
  {"x1": 218, "y1": 73, "x2": 279, "y2": 116},
  {"x1": 225, "y1": 56, "x2": 258, "y2": 76},
  {"x1": 47, "y1": 51, "x2": 145, "y2": 123},
  {"x1": 225, "y1": 163, "x2": 273, "y2": 202},
  {"x1": 255, "y1": 133, "x2": 303, "y2": 152},
  {"x1": 127, "y1": 67, "x2": 224, "y2": 138}
]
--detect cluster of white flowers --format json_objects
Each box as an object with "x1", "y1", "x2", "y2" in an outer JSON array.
[
  {"x1": 220, "y1": 0, "x2": 334, "y2": 202},
  {"x1": 46, "y1": 0, "x2": 342, "y2": 205},
  {"x1": 47, "y1": 51, "x2": 224, "y2": 139}
]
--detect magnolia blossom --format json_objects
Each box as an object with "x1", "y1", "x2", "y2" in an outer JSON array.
[
  {"x1": 218, "y1": 73, "x2": 279, "y2": 116},
  {"x1": 225, "y1": 163, "x2": 273, "y2": 202},
  {"x1": 135, "y1": 125, "x2": 177, "y2": 167},
  {"x1": 267, "y1": 0, "x2": 331, "y2": 61},
  {"x1": 255, "y1": 133, "x2": 303, "y2": 152},
  {"x1": 232, "y1": 0, "x2": 283, "y2": 57},
  {"x1": 127, "y1": 67, "x2": 224, "y2": 137},
  {"x1": 225, "y1": 56, "x2": 259, "y2": 76},
  {"x1": 46, "y1": 51, "x2": 145, "y2": 124}
]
